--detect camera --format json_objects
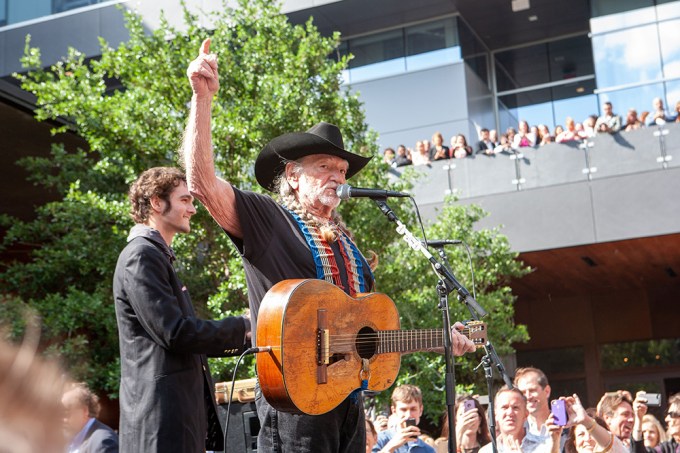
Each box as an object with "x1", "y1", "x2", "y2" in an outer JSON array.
[{"x1": 641, "y1": 393, "x2": 662, "y2": 407}]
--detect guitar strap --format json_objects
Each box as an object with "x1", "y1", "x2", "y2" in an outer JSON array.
[{"x1": 284, "y1": 207, "x2": 370, "y2": 296}]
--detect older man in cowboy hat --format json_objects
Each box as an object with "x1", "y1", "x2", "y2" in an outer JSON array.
[{"x1": 180, "y1": 38, "x2": 476, "y2": 453}]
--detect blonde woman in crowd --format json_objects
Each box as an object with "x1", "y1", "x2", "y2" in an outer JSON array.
[{"x1": 640, "y1": 414, "x2": 667, "y2": 449}]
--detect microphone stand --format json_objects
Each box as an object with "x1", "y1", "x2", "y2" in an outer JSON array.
[{"x1": 372, "y1": 199, "x2": 512, "y2": 453}]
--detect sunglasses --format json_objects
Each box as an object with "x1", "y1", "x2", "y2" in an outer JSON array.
[{"x1": 668, "y1": 411, "x2": 680, "y2": 419}]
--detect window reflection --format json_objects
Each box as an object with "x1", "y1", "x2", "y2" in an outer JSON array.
[
  {"x1": 590, "y1": 4, "x2": 656, "y2": 34},
  {"x1": 598, "y1": 82, "x2": 665, "y2": 123},
  {"x1": 406, "y1": 18, "x2": 457, "y2": 57},
  {"x1": 600, "y1": 338, "x2": 680, "y2": 370},
  {"x1": 658, "y1": 19, "x2": 680, "y2": 79},
  {"x1": 592, "y1": 24, "x2": 662, "y2": 88},
  {"x1": 665, "y1": 80, "x2": 680, "y2": 112}
]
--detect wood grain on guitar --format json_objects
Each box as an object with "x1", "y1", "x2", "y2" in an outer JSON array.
[{"x1": 255, "y1": 279, "x2": 487, "y2": 415}]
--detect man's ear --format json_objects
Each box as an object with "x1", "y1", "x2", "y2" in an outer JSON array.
[
  {"x1": 285, "y1": 163, "x2": 300, "y2": 190},
  {"x1": 150, "y1": 195, "x2": 164, "y2": 214},
  {"x1": 544, "y1": 384, "x2": 551, "y2": 399}
]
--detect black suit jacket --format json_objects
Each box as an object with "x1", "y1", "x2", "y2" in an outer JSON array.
[{"x1": 113, "y1": 227, "x2": 249, "y2": 453}]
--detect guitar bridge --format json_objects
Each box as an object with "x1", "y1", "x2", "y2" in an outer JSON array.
[
  {"x1": 317, "y1": 328, "x2": 330, "y2": 365},
  {"x1": 316, "y1": 309, "x2": 328, "y2": 384}
]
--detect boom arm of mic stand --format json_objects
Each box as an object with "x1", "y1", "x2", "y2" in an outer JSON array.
[{"x1": 373, "y1": 199, "x2": 488, "y2": 318}]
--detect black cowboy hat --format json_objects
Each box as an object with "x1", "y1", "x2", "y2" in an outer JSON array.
[{"x1": 255, "y1": 121, "x2": 372, "y2": 192}]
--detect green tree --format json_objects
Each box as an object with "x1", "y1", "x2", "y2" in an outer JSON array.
[{"x1": 1, "y1": 0, "x2": 528, "y2": 423}]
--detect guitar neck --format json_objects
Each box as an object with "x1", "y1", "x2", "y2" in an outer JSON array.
[{"x1": 376, "y1": 327, "x2": 478, "y2": 354}]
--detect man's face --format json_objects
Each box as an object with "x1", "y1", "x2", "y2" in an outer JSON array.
[
  {"x1": 293, "y1": 154, "x2": 348, "y2": 210},
  {"x1": 61, "y1": 391, "x2": 89, "y2": 438},
  {"x1": 605, "y1": 402, "x2": 634, "y2": 440},
  {"x1": 666, "y1": 401, "x2": 680, "y2": 441},
  {"x1": 496, "y1": 390, "x2": 528, "y2": 438},
  {"x1": 391, "y1": 399, "x2": 424, "y2": 425},
  {"x1": 515, "y1": 373, "x2": 550, "y2": 417},
  {"x1": 603, "y1": 103, "x2": 613, "y2": 115},
  {"x1": 156, "y1": 181, "x2": 196, "y2": 235},
  {"x1": 481, "y1": 130, "x2": 489, "y2": 141}
]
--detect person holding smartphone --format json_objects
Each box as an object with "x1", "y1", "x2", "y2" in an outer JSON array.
[
  {"x1": 435, "y1": 397, "x2": 491, "y2": 453},
  {"x1": 372, "y1": 385, "x2": 435, "y2": 453}
]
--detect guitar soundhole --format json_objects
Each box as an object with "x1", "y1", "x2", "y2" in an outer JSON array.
[{"x1": 356, "y1": 327, "x2": 379, "y2": 359}]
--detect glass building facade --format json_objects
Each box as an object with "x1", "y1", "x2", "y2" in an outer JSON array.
[
  {"x1": 334, "y1": 0, "x2": 680, "y2": 134},
  {"x1": 0, "y1": 0, "x2": 112, "y2": 27}
]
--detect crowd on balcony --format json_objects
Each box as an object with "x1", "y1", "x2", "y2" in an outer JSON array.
[{"x1": 383, "y1": 98, "x2": 680, "y2": 168}]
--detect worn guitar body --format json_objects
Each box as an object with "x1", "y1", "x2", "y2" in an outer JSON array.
[
  {"x1": 255, "y1": 279, "x2": 487, "y2": 415},
  {"x1": 256, "y1": 279, "x2": 402, "y2": 415}
]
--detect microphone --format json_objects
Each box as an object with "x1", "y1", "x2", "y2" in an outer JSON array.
[
  {"x1": 336, "y1": 184, "x2": 409, "y2": 200},
  {"x1": 424, "y1": 239, "x2": 462, "y2": 247},
  {"x1": 245, "y1": 346, "x2": 272, "y2": 354}
]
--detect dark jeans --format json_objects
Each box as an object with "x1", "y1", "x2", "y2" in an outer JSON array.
[{"x1": 255, "y1": 384, "x2": 365, "y2": 453}]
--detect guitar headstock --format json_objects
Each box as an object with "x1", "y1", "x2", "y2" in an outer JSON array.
[{"x1": 463, "y1": 321, "x2": 487, "y2": 349}]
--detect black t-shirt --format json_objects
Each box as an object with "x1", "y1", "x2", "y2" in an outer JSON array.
[{"x1": 229, "y1": 188, "x2": 374, "y2": 344}]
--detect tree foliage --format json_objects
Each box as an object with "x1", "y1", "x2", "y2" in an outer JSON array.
[{"x1": 1, "y1": 0, "x2": 529, "y2": 423}]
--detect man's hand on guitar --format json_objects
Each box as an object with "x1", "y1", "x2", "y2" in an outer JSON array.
[{"x1": 452, "y1": 322, "x2": 477, "y2": 356}]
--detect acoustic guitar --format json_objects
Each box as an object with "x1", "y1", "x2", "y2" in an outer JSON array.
[{"x1": 255, "y1": 279, "x2": 487, "y2": 415}]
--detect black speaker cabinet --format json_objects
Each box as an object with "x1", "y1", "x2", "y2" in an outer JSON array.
[{"x1": 216, "y1": 401, "x2": 260, "y2": 453}]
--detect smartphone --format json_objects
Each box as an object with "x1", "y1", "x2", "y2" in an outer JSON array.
[
  {"x1": 464, "y1": 399, "x2": 476, "y2": 412},
  {"x1": 404, "y1": 418, "x2": 417, "y2": 440},
  {"x1": 642, "y1": 393, "x2": 662, "y2": 407},
  {"x1": 551, "y1": 400, "x2": 568, "y2": 426}
]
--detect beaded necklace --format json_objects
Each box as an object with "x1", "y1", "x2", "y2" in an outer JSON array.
[{"x1": 283, "y1": 207, "x2": 371, "y2": 296}]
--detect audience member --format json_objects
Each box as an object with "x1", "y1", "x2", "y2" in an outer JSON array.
[
  {"x1": 61, "y1": 382, "x2": 119, "y2": 453},
  {"x1": 639, "y1": 111, "x2": 650, "y2": 126},
  {"x1": 505, "y1": 127, "x2": 517, "y2": 146},
  {"x1": 556, "y1": 117, "x2": 585, "y2": 143},
  {"x1": 393, "y1": 145, "x2": 413, "y2": 167},
  {"x1": 537, "y1": 124, "x2": 553, "y2": 146},
  {"x1": 374, "y1": 413, "x2": 390, "y2": 432},
  {"x1": 675, "y1": 101, "x2": 680, "y2": 122},
  {"x1": 554, "y1": 125, "x2": 565, "y2": 137},
  {"x1": 367, "y1": 419, "x2": 379, "y2": 453},
  {"x1": 476, "y1": 128, "x2": 496, "y2": 154},
  {"x1": 429, "y1": 132, "x2": 450, "y2": 161},
  {"x1": 412, "y1": 140, "x2": 431, "y2": 166},
  {"x1": 435, "y1": 397, "x2": 491, "y2": 453},
  {"x1": 559, "y1": 397, "x2": 628, "y2": 453},
  {"x1": 372, "y1": 384, "x2": 435, "y2": 453},
  {"x1": 595, "y1": 102, "x2": 622, "y2": 134},
  {"x1": 597, "y1": 391, "x2": 646, "y2": 453},
  {"x1": 624, "y1": 109, "x2": 643, "y2": 132},
  {"x1": 494, "y1": 134, "x2": 515, "y2": 154},
  {"x1": 513, "y1": 120, "x2": 536, "y2": 148},
  {"x1": 451, "y1": 134, "x2": 473, "y2": 159},
  {"x1": 649, "y1": 97, "x2": 674, "y2": 125},
  {"x1": 583, "y1": 115, "x2": 598, "y2": 137},
  {"x1": 514, "y1": 367, "x2": 553, "y2": 437},
  {"x1": 383, "y1": 147, "x2": 396, "y2": 165},
  {"x1": 640, "y1": 414, "x2": 667, "y2": 449},
  {"x1": 489, "y1": 129, "x2": 500, "y2": 148},
  {"x1": 478, "y1": 386, "x2": 551, "y2": 453},
  {"x1": 0, "y1": 333, "x2": 67, "y2": 453},
  {"x1": 656, "y1": 392, "x2": 680, "y2": 453}
]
